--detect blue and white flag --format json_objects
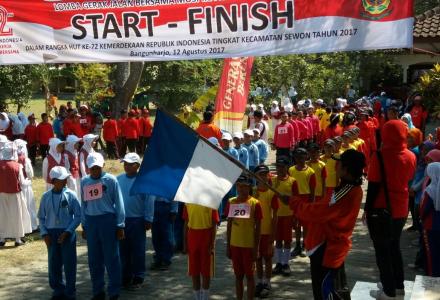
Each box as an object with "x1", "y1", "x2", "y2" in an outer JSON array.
[{"x1": 131, "y1": 110, "x2": 242, "y2": 209}]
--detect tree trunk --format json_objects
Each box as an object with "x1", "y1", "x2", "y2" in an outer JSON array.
[{"x1": 113, "y1": 62, "x2": 144, "y2": 117}]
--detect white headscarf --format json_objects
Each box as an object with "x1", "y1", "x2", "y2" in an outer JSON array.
[
  {"x1": 66, "y1": 135, "x2": 81, "y2": 155},
  {"x1": 48, "y1": 138, "x2": 64, "y2": 164},
  {"x1": 18, "y1": 112, "x2": 29, "y2": 129},
  {"x1": 0, "y1": 112, "x2": 10, "y2": 131},
  {"x1": 1, "y1": 142, "x2": 17, "y2": 161},
  {"x1": 82, "y1": 134, "x2": 97, "y2": 154},
  {"x1": 14, "y1": 139, "x2": 28, "y2": 158},
  {"x1": 426, "y1": 162, "x2": 440, "y2": 211},
  {"x1": 9, "y1": 114, "x2": 24, "y2": 135}
]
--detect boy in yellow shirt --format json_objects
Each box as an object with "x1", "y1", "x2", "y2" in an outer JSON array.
[
  {"x1": 321, "y1": 139, "x2": 339, "y2": 198},
  {"x1": 288, "y1": 148, "x2": 316, "y2": 258},
  {"x1": 183, "y1": 203, "x2": 219, "y2": 300},
  {"x1": 272, "y1": 157, "x2": 298, "y2": 276},
  {"x1": 340, "y1": 131, "x2": 356, "y2": 153},
  {"x1": 307, "y1": 143, "x2": 327, "y2": 202},
  {"x1": 226, "y1": 175, "x2": 262, "y2": 300},
  {"x1": 253, "y1": 165, "x2": 279, "y2": 297}
]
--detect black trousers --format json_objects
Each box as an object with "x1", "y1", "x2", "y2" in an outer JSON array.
[
  {"x1": 105, "y1": 141, "x2": 118, "y2": 159},
  {"x1": 27, "y1": 144, "x2": 37, "y2": 165},
  {"x1": 368, "y1": 217, "x2": 406, "y2": 297},
  {"x1": 40, "y1": 144, "x2": 49, "y2": 160},
  {"x1": 126, "y1": 139, "x2": 138, "y2": 153},
  {"x1": 309, "y1": 243, "x2": 350, "y2": 300}
]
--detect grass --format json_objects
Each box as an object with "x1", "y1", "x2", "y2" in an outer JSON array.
[{"x1": 8, "y1": 99, "x2": 70, "y2": 120}]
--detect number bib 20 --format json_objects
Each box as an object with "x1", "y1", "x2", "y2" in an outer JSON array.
[
  {"x1": 84, "y1": 183, "x2": 103, "y2": 201},
  {"x1": 228, "y1": 203, "x2": 251, "y2": 219}
]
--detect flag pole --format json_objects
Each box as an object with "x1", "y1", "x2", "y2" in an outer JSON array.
[{"x1": 156, "y1": 106, "x2": 285, "y2": 197}]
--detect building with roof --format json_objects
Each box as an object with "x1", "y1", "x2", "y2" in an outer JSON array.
[{"x1": 393, "y1": 6, "x2": 440, "y2": 83}]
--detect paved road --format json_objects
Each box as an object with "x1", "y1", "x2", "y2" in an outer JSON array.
[{"x1": 0, "y1": 150, "x2": 422, "y2": 300}]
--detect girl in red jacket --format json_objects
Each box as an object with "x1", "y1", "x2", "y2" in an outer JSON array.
[{"x1": 290, "y1": 149, "x2": 365, "y2": 299}]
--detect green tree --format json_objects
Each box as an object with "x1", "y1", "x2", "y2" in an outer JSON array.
[
  {"x1": 73, "y1": 63, "x2": 112, "y2": 107},
  {"x1": 415, "y1": 0, "x2": 439, "y2": 15},
  {"x1": 0, "y1": 65, "x2": 34, "y2": 112},
  {"x1": 139, "y1": 60, "x2": 222, "y2": 112}
]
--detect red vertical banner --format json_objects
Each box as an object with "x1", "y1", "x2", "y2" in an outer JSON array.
[{"x1": 214, "y1": 57, "x2": 254, "y2": 133}]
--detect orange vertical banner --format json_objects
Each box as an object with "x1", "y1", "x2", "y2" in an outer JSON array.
[{"x1": 214, "y1": 57, "x2": 254, "y2": 133}]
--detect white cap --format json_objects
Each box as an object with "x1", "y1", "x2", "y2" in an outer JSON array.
[
  {"x1": 252, "y1": 128, "x2": 260, "y2": 134},
  {"x1": 272, "y1": 100, "x2": 278, "y2": 105},
  {"x1": 0, "y1": 134, "x2": 9, "y2": 142},
  {"x1": 66, "y1": 135, "x2": 81, "y2": 144},
  {"x1": 232, "y1": 132, "x2": 243, "y2": 139},
  {"x1": 121, "y1": 152, "x2": 141, "y2": 164},
  {"x1": 243, "y1": 129, "x2": 254, "y2": 136},
  {"x1": 258, "y1": 104, "x2": 264, "y2": 108},
  {"x1": 316, "y1": 99, "x2": 324, "y2": 105},
  {"x1": 49, "y1": 166, "x2": 71, "y2": 180},
  {"x1": 250, "y1": 104, "x2": 257, "y2": 110},
  {"x1": 221, "y1": 132, "x2": 232, "y2": 141},
  {"x1": 83, "y1": 133, "x2": 98, "y2": 141},
  {"x1": 380, "y1": 92, "x2": 386, "y2": 96},
  {"x1": 207, "y1": 137, "x2": 220, "y2": 146},
  {"x1": 86, "y1": 152, "x2": 105, "y2": 168}
]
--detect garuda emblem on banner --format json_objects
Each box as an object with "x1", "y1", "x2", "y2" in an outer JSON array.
[{"x1": 361, "y1": 0, "x2": 392, "y2": 20}]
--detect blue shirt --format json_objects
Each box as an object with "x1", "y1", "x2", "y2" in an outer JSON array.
[
  {"x1": 38, "y1": 187, "x2": 81, "y2": 236},
  {"x1": 254, "y1": 139, "x2": 268, "y2": 163},
  {"x1": 223, "y1": 147, "x2": 239, "y2": 161},
  {"x1": 53, "y1": 117, "x2": 64, "y2": 140},
  {"x1": 234, "y1": 146, "x2": 249, "y2": 169},
  {"x1": 117, "y1": 173, "x2": 154, "y2": 222},
  {"x1": 150, "y1": 195, "x2": 178, "y2": 213},
  {"x1": 242, "y1": 143, "x2": 259, "y2": 168},
  {"x1": 81, "y1": 173, "x2": 125, "y2": 229}
]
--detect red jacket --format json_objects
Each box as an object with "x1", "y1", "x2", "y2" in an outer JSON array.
[
  {"x1": 324, "y1": 125, "x2": 343, "y2": 140},
  {"x1": 117, "y1": 118, "x2": 127, "y2": 137},
  {"x1": 103, "y1": 119, "x2": 118, "y2": 142},
  {"x1": 296, "y1": 119, "x2": 308, "y2": 141},
  {"x1": 291, "y1": 184, "x2": 363, "y2": 268},
  {"x1": 79, "y1": 115, "x2": 93, "y2": 136},
  {"x1": 36, "y1": 122, "x2": 54, "y2": 145},
  {"x1": 125, "y1": 117, "x2": 139, "y2": 139},
  {"x1": 368, "y1": 120, "x2": 416, "y2": 219},
  {"x1": 139, "y1": 117, "x2": 153, "y2": 137},
  {"x1": 274, "y1": 122, "x2": 295, "y2": 148},
  {"x1": 24, "y1": 124, "x2": 38, "y2": 145}
]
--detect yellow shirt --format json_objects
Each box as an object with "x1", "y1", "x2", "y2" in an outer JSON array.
[
  {"x1": 340, "y1": 144, "x2": 356, "y2": 153},
  {"x1": 308, "y1": 160, "x2": 326, "y2": 196},
  {"x1": 353, "y1": 138, "x2": 365, "y2": 151},
  {"x1": 319, "y1": 111, "x2": 331, "y2": 130},
  {"x1": 229, "y1": 196, "x2": 261, "y2": 248},
  {"x1": 253, "y1": 188, "x2": 278, "y2": 235},
  {"x1": 321, "y1": 155, "x2": 338, "y2": 188},
  {"x1": 288, "y1": 165, "x2": 316, "y2": 195},
  {"x1": 184, "y1": 203, "x2": 216, "y2": 230},
  {"x1": 272, "y1": 176, "x2": 296, "y2": 217}
]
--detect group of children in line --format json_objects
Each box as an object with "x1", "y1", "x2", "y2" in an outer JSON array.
[{"x1": 0, "y1": 104, "x2": 153, "y2": 167}]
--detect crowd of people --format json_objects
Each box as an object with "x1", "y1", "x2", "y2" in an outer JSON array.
[{"x1": 0, "y1": 92, "x2": 439, "y2": 300}]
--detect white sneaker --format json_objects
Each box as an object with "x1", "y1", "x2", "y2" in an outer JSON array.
[
  {"x1": 370, "y1": 289, "x2": 396, "y2": 299},
  {"x1": 376, "y1": 283, "x2": 405, "y2": 295}
]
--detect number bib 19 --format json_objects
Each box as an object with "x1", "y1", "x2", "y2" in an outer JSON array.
[
  {"x1": 228, "y1": 203, "x2": 251, "y2": 219},
  {"x1": 84, "y1": 183, "x2": 103, "y2": 201}
]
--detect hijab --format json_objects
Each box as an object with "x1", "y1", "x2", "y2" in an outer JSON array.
[
  {"x1": 0, "y1": 112, "x2": 10, "y2": 131},
  {"x1": 381, "y1": 120, "x2": 408, "y2": 152},
  {"x1": 426, "y1": 149, "x2": 440, "y2": 163},
  {"x1": 14, "y1": 139, "x2": 28, "y2": 158},
  {"x1": 18, "y1": 112, "x2": 29, "y2": 129},
  {"x1": 426, "y1": 162, "x2": 440, "y2": 211},
  {"x1": 48, "y1": 138, "x2": 64, "y2": 164},
  {"x1": 9, "y1": 114, "x2": 24, "y2": 135},
  {"x1": 65, "y1": 135, "x2": 81, "y2": 155},
  {"x1": 408, "y1": 128, "x2": 423, "y2": 147},
  {"x1": 1, "y1": 142, "x2": 17, "y2": 161},
  {"x1": 82, "y1": 134, "x2": 97, "y2": 154},
  {"x1": 401, "y1": 113, "x2": 414, "y2": 129}
]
